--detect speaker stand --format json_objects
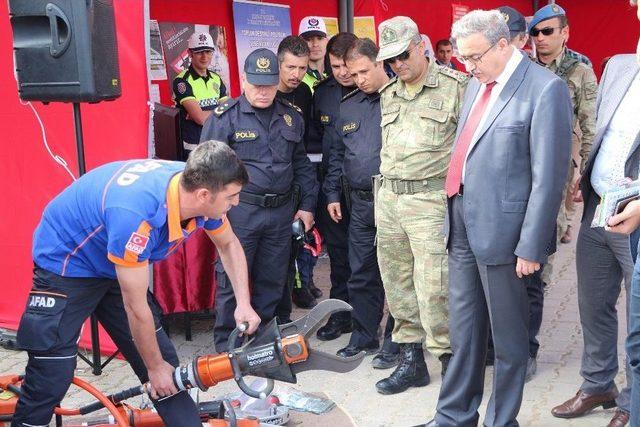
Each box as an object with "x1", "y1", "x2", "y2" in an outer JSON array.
[{"x1": 70, "y1": 102, "x2": 120, "y2": 375}]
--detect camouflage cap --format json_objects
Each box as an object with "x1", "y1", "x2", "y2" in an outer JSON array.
[{"x1": 376, "y1": 16, "x2": 420, "y2": 61}]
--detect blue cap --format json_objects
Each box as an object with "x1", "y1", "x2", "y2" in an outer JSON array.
[
  {"x1": 529, "y1": 3, "x2": 566, "y2": 33},
  {"x1": 243, "y1": 48, "x2": 279, "y2": 86}
]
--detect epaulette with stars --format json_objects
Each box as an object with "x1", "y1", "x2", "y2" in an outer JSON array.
[
  {"x1": 379, "y1": 76, "x2": 398, "y2": 93},
  {"x1": 437, "y1": 65, "x2": 469, "y2": 83},
  {"x1": 276, "y1": 97, "x2": 303, "y2": 115},
  {"x1": 213, "y1": 97, "x2": 237, "y2": 116},
  {"x1": 341, "y1": 88, "x2": 361, "y2": 102}
]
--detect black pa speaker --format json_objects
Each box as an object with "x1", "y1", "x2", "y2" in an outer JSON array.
[{"x1": 9, "y1": 0, "x2": 121, "y2": 103}]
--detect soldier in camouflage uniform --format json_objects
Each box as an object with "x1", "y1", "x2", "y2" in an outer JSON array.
[
  {"x1": 374, "y1": 16, "x2": 468, "y2": 395},
  {"x1": 529, "y1": 4, "x2": 597, "y2": 284}
]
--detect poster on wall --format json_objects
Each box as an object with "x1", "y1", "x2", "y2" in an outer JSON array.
[
  {"x1": 322, "y1": 17, "x2": 339, "y2": 37},
  {"x1": 320, "y1": 16, "x2": 376, "y2": 42},
  {"x1": 232, "y1": 0, "x2": 291, "y2": 80},
  {"x1": 354, "y1": 16, "x2": 377, "y2": 42},
  {"x1": 149, "y1": 20, "x2": 167, "y2": 80},
  {"x1": 452, "y1": 3, "x2": 470, "y2": 24},
  {"x1": 157, "y1": 22, "x2": 231, "y2": 91}
]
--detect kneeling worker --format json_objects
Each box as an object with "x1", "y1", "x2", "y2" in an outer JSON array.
[{"x1": 11, "y1": 141, "x2": 260, "y2": 427}]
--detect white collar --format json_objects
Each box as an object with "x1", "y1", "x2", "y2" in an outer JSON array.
[{"x1": 491, "y1": 46, "x2": 521, "y2": 87}]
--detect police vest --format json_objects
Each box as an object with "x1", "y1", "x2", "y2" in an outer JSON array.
[
  {"x1": 302, "y1": 70, "x2": 324, "y2": 94},
  {"x1": 174, "y1": 69, "x2": 224, "y2": 147}
]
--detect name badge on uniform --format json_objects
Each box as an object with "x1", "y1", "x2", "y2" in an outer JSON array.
[
  {"x1": 320, "y1": 114, "x2": 331, "y2": 124},
  {"x1": 342, "y1": 121, "x2": 360, "y2": 134},
  {"x1": 428, "y1": 99, "x2": 443, "y2": 110},
  {"x1": 234, "y1": 130, "x2": 258, "y2": 142}
]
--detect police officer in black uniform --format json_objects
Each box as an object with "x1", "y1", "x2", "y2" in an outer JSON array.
[
  {"x1": 325, "y1": 38, "x2": 400, "y2": 368},
  {"x1": 200, "y1": 49, "x2": 318, "y2": 350},
  {"x1": 311, "y1": 32, "x2": 358, "y2": 341}
]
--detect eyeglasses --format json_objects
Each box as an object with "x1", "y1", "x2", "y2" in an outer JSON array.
[
  {"x1": 384, "y1": 44, "x2": 419, "y2": 65},
  {"x1": 456, "y1": 42, "x2": 496, "y2": 66},
  {"x1": 530, "y1": 26, "x2": 562, "y2": 37}
]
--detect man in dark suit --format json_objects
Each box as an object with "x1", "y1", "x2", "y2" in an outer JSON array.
[
  {"x1": 424, "y1": 9, "x2": 573, "y2": 427},
  {"x1": 551, "y1": 7, "x2": 640, "y2": 424}
]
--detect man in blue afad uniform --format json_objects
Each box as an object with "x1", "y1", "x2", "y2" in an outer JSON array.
[{"x1": 11, "y1": 141, "x2": 260, "y2": 427}]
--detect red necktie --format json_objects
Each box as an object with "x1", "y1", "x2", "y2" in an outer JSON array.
[{"x1": 444, "y1": 81, "x2": 497, "y2": 197}]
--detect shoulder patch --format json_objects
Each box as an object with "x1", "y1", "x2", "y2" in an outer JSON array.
[
  {"x1": 314, "y1": 75, "x2": 331, "y2": 87},
  {"x1": 213, "y1": 97, "x2": 238, "y2": 116},
  {"x1": 379, "y1": 76, "x2": 398, "y2": 93},
  {"x1": 437, "y1": 65, "x2": 469, "y2": 83},
  {"x1": 341, "y1": 88, "x2": 361, "y2": 102},
  {"x1": 566, "y1": 49, "x2": 593, "y2": 67}
]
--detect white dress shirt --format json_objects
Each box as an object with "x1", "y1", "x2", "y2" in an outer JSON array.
[
  {"x1": 462, "y1": 47, "x2": 523, "y2": 182},
  {"x1": 590, "y1": 72, "x2": 640, "y2": 196}
]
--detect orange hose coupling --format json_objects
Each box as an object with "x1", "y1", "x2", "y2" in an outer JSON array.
[{"x1": 174, "y1": 354, "x2": 234, "y2": 391}]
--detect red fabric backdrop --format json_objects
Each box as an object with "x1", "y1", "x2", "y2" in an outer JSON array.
[{"x1": 0, "y1": 0, "x2": 149, "y2": 353}]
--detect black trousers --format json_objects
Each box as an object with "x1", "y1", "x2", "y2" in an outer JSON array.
[
  {"x1": 12, "y1": 267, "x2": 201, "y2": 427},
  {"x1": 316, "y1": 190, "x2": 351, "y2": 322},
  {"x1": 214, "y1": 200, "x2": 294, "y2": 351},
  {"x1": 346, "y1": 191, "x2": 385, "y2": 347}
]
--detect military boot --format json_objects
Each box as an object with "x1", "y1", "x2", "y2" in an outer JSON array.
[{"x1": 375, "y1": 343, "x2": 430, "y2": 395}]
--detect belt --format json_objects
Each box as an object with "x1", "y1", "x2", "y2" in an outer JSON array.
[
  {"x1": 183, "y1": 141, "x2": 199, "y2": 151},
  {"x1": 382, "y1": 177, "x2": 445, "y2": 195},
  {"x1": 352, "y1": 189, "x2": 374, "y2": 202},
  {"x1": 239, "y1": 190, "x2": 292, "y2": 208}
]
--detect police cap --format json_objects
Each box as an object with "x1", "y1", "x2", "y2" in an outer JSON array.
[
  {"x1": 529, "y1": 3, "x2": 566, "y2": 33},
  {"x1": 498, "y1": 6, "x2": 527, "y2": 36},
  {"x1": 244, "y1": 48, "x2": 279, "y2": 86}
]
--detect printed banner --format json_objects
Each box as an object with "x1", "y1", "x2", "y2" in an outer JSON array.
[
  {"x1": 157, "y1": 22, "x2": 231, "y2": 91},
  {"x1": 354, "y1": 16, "x2": 376, "y2": 42},
  {"x1": 232, "y1": 0, "x2": 291, "y2": 80},
  {"x1": 452, "y1": 3, "x2": 470, "y2": 24},
  {"x1": 149, "y1": 20, "x2": 167, "y2": 80}
]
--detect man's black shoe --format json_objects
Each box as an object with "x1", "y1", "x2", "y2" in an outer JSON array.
[
  {"x1": 292, "y1": 287, "x2": 317, "y2": 309},
  {"x1": 309, "y1": 278, "x2": 323, "y2": 299},
  {"x1": 337, "y1": 343, "x2": 379, "y2": 358},
  {"x1": 375, "y1": 343, "x2": 430, "y2": 395},
  {"x1": 439, "y1": 353, "x2": 452, "y2": 378},
  {"x1": 371, "y1": 349, "x2": 401, "y2": 369},
  {"x1": 316, "y1": 315, "x2": 353, "y2": 341}
]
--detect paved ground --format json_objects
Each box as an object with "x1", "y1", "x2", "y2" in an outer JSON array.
[{"x1": 0, "y1": 213, "x2": 631, "y2": 426}]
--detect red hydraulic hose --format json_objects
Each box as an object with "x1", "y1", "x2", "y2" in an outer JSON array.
[{"x1": 54, "y1": 377, "x2": 128, "y2": 427}]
